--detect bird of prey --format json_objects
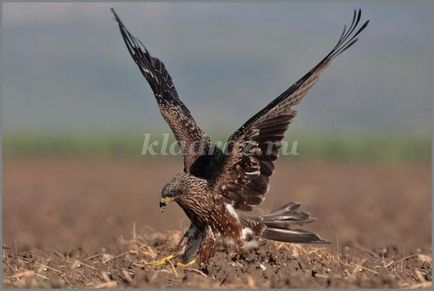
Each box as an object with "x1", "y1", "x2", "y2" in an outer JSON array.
[{"x1": 112, "y1": 8, "x2": 368, "y2": 267}]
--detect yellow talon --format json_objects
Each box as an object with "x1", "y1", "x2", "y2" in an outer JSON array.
[
  {"x1": 143, "y1": 256, "x2": 197, "y2": 268},
  {"x1": 144, "y1": 255, "x2": 174, "y2": 266},
  {"x1": 176, "y1": 259, "x2": 197, "y2": 268}
]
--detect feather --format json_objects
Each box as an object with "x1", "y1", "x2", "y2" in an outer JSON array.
[
  {"x1": 111, "y1": 9, "x2": 213, "y2": 175},
  {"x1": 262, "y1": 227, "x2": 328, "y2": 244},
  {"x1": 210, "y1": 10, "x2": 369, "y2": 211}
]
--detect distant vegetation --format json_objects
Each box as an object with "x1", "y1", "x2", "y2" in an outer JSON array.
[
  {"x1": 3, "y1": 131, "x2": 431, "y2": 162},
  {"x1": 288, "y1": 133, "x2": 431, "y2": 162}
]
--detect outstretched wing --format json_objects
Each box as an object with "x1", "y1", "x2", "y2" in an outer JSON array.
[
  {"x1": 211, "y1": 10, "x2": 369, "y2": 211},
  {"x1": 111, "y1": 9, "x2": 212, "y2": 172}
]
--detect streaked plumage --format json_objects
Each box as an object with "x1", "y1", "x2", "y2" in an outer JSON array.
[{"x1": 112, "y1": 8, "x2": 369, "y2": 266}]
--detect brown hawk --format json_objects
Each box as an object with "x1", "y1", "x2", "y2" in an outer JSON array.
[{"x1": 112, "y1": 8, "x2": 369, "y2": 267}]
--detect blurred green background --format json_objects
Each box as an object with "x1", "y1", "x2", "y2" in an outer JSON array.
[{"x1": 3, "y1": 130, "x2": 430, "y2": 162}]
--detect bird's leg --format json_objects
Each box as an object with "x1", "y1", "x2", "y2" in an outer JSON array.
[
  {"x1": 144, "y1": 224, "x2": 198, "y2": 267},
  {"x1": 195, "y1": 226, "x2": 216, "y2": 266},
  {"x1": 174, "y1": 227, "x2": 215, "y2": 271},
  {"x1": 143, "y1": 254, "x2": 175, "y2": 266}
]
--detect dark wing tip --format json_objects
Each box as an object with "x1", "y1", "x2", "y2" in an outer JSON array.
[
  {"x1": 110, "y1": 8, "x2": 120, "y2": 22},
  {"x1": 111, "y1": 8, "x2": 133, "y2": 37},
  {"x1": 328, "y1": 9, "x2": 369, "y2": 60}
]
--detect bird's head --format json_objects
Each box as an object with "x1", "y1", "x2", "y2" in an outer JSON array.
[{"x1": 160, "y1": 172, "x2": 190, "y2": 212}]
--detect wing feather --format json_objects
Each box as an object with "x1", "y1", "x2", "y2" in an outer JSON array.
[
  {"x1": 112, "y1": 9, "x2": 212, "y2": 173},
  {"x1": 211, "y1": 10, "x2": 369, "y2": 210}
]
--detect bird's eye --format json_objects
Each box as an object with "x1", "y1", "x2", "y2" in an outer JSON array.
[{"x1": 163, "y1": 191, "x2": 175, "y2": 198}]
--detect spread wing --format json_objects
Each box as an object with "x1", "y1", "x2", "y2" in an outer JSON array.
[
  {"x1": 111, "y1": 9, "x2": 212, "y2": 172},
  {"x1": 211, "y1": 10, "x2": 369, "y2": 211}
]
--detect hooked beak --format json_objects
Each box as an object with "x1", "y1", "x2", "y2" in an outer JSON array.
[{"x1": 160, "y1": 197, "x2": 175, "y2": 213}]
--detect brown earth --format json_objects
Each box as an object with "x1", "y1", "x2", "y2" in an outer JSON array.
[{"x1": 3, "y1": 157, "x2": 432, "y2": 288}]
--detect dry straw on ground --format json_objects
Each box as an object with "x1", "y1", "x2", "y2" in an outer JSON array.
[{"x1": 3, "y1": 225, "x2": 432, "y2": 288}]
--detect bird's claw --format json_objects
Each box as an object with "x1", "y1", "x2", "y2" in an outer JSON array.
[
  {"x1": 144, "y1": 255, "x2": 174, "y2": 266},
  {"x1": 176, "y1": 259, "x2": 197, "y2": 268},
  {"x1": 143, "y1": 255, "x2": 197, "y2": 268}
]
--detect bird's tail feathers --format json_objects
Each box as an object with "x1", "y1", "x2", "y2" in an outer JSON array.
[{"x1": 260, "y1": 202, "x2": 329, "y2": 244}]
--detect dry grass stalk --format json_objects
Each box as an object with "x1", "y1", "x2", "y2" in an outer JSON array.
[
  {"x1": 183, "y1": 267, "x2": 208, "y2": 278},
  {"x1": 11, "y1": 270, "x2": 35, "y2": 279},
  {"x1": 93, "y1": 281, "x2": 117, "y2": 288},
  {"x1": 407, "y1": 282, "x2": 432, "y2": 289}
]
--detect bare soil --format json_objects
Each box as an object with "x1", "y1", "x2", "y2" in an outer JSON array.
[{"x1": 3, "y1": 157, "x2": 432, "y2": 288}]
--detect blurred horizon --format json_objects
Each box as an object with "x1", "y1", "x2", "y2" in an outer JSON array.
[
  {"x1": 3, "y1": 130, "x2": 430, "y2": 162},
  {"x1": 1, "y1": 2, "x2": 432, "y2": 137}
]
